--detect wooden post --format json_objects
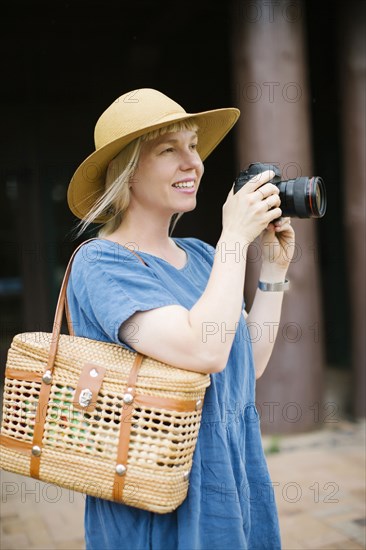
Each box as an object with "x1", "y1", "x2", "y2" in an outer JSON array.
[
  {"x1": 231, "y1": 0, "x2": 325, "y2": 433},
  {"x1": 338, "y1": 0, "x2": 366, "y2": 418}
]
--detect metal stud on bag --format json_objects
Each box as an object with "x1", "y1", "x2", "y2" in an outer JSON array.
[
  {"x1": 79, "y1": 388, "x2": 93, "y2": 408},
  {"x1": 195, "y1": 399, "x2": 203, "y2": 410},
  {"x1": 123, "y1": 392, "x2": 134, "y2": 404},
  {"x1": 32, "y1": 445, "x2": 42, "y2": 456},
  {"x1": 42, "y1": 370, "x2": 52, "y2": 384},
  {"x1": 115, "y1": 464, "x2": 127, "y2": 476}
]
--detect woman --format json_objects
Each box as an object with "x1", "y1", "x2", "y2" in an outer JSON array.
[{"x1": 67, "y1": 88, "x2": 294, "y2": 549}]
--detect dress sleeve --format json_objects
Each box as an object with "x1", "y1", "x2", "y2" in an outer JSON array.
[{"x1": 68, "y1": 240, "x2": 181, "y2": 348}]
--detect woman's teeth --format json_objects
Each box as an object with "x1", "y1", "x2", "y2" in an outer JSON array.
[{"x1": 173, "y1": 181, "x2": 195, "y2": 188}]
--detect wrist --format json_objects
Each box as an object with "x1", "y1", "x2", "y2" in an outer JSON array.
[
  {"x1": 259, "y1": 263, "x2": 288, "y2": 283},
  {"x1": 217, "y1": 230, "x2": 250, "y2": 262}
]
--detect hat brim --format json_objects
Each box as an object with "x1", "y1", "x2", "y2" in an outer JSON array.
[{"x1": 67, "y1": 107, "x2": 240, "y2": 222}]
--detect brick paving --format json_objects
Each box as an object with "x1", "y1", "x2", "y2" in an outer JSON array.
[
  {"x1": 263, "y1": 420, "x2": 366, "y2": 550},
  {"x1": 0, "y1": 419, "x2": 365, "y2": 550}
]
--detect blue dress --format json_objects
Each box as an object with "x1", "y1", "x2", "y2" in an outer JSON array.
[{"x1": 67, "y1": 237, "x2": 281, "y2": 550}]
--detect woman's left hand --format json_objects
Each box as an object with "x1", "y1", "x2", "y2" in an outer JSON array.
[{"x1": 260, "y1": 217, "x2": 296, "y2": 273}]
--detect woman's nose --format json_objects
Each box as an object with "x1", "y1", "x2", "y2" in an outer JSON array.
[{"x1": 180, "y1": 150, "x2": 203, "y2": 172}]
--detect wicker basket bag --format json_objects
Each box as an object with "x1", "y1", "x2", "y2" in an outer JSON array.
[{"x1": 0, "y1": 241, "x2": 210, "y2": 513}]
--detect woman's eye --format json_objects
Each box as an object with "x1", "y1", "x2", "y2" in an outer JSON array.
[{"x1": 159, "y1": 143, "x2": 197, "y2": 154}]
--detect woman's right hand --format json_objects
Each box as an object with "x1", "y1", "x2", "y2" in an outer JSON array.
[{"x1": 222, "y1": 170, "x2": 282, "y2": 244}]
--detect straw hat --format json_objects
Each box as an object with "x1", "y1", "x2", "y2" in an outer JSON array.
[{"x1": 67, "y1": 88, "x2": 240, "y2": 222}]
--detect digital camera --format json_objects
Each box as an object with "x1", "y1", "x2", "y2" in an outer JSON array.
[{"x1": 233, "y1": 162, "x2": 327, "y2": 218}]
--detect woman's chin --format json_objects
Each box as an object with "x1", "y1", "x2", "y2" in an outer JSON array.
[{"x1": 174, "y1": 199, "x2": 197, "y2": 214}]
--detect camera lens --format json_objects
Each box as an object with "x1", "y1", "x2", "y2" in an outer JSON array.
[
  {"x1": 309, "y1": 177, "x2": 327, "y2": 218},
  {"x1": 277, "y1": 176, "x2": 327, "y2": 218}
]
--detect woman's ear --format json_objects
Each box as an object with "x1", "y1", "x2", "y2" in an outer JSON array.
[{"x1": 128, "y1": 171, "x2": 138, "y2": 189}]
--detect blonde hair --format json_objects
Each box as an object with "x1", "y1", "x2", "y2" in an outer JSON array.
[{"x1": 77, "y1": 119, "x2": 199, "y2": 237}]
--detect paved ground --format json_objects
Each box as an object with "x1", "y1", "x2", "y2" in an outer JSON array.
[
  {"x1": 263, "y1": 420, "x2": 365, "y2": 550},
  {"x1": 1, "y1": 419, "x2": 365, "y2": 550}
]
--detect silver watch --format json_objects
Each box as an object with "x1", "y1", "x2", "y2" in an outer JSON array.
[{"x1": 258, "y1": 279, "x2": 290, "y2": 292}]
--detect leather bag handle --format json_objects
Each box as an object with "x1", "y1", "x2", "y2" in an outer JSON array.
[
  {"x1": 30, "y1": 238, "x2": 147, "y2": 479},
  {"x1": 45, "y1": 238, "x2": 146, "y2": 376}
]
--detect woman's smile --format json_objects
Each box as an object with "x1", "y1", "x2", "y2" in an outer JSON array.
[{"x1": 171, "y1": 179, "x2": 196, "y2": 194}]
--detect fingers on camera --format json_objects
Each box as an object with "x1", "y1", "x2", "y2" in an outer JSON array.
[
  {"x1": 247, "y1": 170, "x2": 276, "y2": 191},
  {"x1": 256, "y1": 183, "x2": 280, "y2": 199},
  {"x1": 269, "y1": 207, "x2": 282, "y2": 220}
]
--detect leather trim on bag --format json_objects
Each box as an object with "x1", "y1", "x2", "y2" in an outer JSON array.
[
  {"x1": 30, "y1": 381, "x2": 52, "y2": 478},
  {"x1": 5, "y1": 369, "x2": 43, "y2": 382},
  {"x1": 73, "y1": 363, "x2": 107, "y2": 412},
  {"x1": 113, "y1": 353, "x2": 143, "y2": 501},
  {"x1": 64, "y1": 298, "x2": 74, "y2": 336},
  {"x1": 135, "y1": 394, "x2": 203, "y2": 412},
  {"x1": 0, "y1": 434, "x2": 33, "y2": 455}
]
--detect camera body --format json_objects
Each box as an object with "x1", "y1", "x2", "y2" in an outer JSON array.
[{"x1": 233, "y1": 162, "x2": 326, "y2": 219}]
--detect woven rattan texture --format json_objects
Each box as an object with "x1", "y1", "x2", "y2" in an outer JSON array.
[
  {"x1": 9, "y1": 333, "x2": 209, "y2": 395},
  {"x1": 0, "y1": 332, "x2": 210, "y2": 512}
]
